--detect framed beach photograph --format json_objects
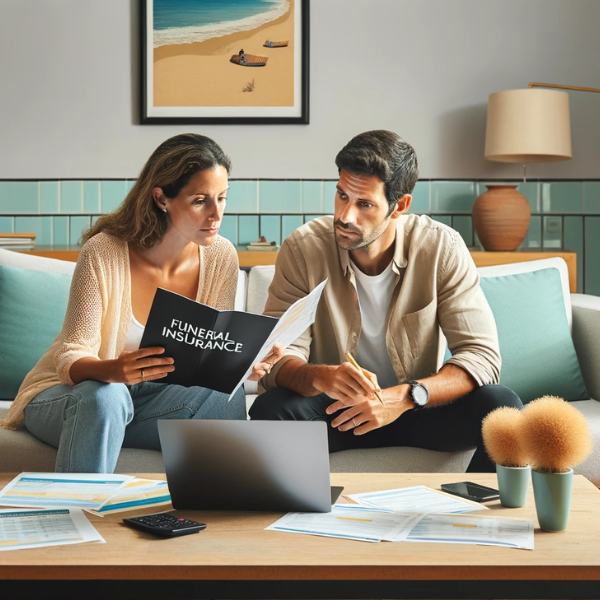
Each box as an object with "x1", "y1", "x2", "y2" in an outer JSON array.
[{"x1": 140, "y1": 0, "x2": 309, "y2": 124}]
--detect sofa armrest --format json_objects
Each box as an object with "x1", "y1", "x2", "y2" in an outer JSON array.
[{"x1": 571, "y1": 293, "x2": 600, "y2": 401}]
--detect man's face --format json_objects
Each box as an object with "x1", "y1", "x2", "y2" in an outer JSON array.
[{"x1": 333, "y1": 169, "x2": 392, "y2": 251}]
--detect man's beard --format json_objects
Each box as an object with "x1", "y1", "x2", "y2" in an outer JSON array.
[{"x1": 334, "y1": 220, "x2": 387, "y2": 251}]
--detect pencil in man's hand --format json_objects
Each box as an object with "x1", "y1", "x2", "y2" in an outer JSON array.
[{"x1": 344, "y1": 352, "x2": 386, "y2": 407}]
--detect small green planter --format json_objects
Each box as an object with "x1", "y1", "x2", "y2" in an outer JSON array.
[
  {"x1": 496, "y1": 464, "x2": 530, "y2": 508},
  {"x1": 531, "y1": 468, "x2": 573, "y2": 532}
]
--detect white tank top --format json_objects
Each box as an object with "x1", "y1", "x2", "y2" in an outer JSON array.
[{"x1": 124, "y1": 313, "x2": 145, "y2": 352}]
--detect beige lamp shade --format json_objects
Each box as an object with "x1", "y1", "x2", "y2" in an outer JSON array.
[{"x1": 485, "y1": 89, "x2": 572, "y2": 163}]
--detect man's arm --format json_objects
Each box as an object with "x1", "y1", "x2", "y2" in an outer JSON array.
[
  {"x1": 328, "y1": 363, "x2": 476, "y2": 434},
  {"x1": 413, "y1": 362, "x2": 477, "y2": 406},
  {"x1": 438, "y1": 231, "x2": 501, "y2": 386},
  {"x1": 275, "y1": 357, "x2": 379, "y2": 404},
  {"x1": 259, "y1": 238, "x2": 312, "y2": 391}
]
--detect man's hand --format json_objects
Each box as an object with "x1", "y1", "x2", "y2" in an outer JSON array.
[
  {"x1": 248, "y1": 343, "x2": 285, "y2": 381},
  {"x1": 328, "y1": 384, "x2": 415, "y2": 435},
  {"x1": 312, "y1": 363, "x2": 380, "y2": 405}
]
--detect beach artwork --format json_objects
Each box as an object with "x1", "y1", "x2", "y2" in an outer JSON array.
[{"x1": 141, "y1": 0, "x2": 309, "y2": 124}]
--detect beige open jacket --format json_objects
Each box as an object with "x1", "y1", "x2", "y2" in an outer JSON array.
[
  {"x1": 1, "y1": 232, "x2": 239, "y2": 430},
  {"x1": 260, "y1": 215, "x2": 501, "y2": 391}
]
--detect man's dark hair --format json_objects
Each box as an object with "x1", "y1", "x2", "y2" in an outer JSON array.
[{"x1": 335, "y1": 130, "x2": 419, "y2": 214}]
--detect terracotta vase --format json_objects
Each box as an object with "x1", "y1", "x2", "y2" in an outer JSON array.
[{"x1": 472, "y1": 184, "x2": 531, "y2": 251}]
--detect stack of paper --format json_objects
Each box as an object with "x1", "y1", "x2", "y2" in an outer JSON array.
[
  {"x1": 267, "y1": 485, "x2": 534, "y2": 550},
  {"x1": 267, "y1": 505, "x2": 422, "y2": 543},
  {"x1": 0, "y1": 508, "x2": 104, "y2": 552},
  {"x1": 246, "y1": 240, "x2": 279, "y2": 251},
  {"x1": 0, "y1": 473, "x2": 172, "y2": 552},
  {"x1": 0, "y1": 232, "x2": 36, "y2": 249},
  {"x1": 0, "y1": 473, "x2": 135, "y2": 510},
  {"x1": 347, "y1": 485, "x2": 486, "y2": 514},
  {"x1": 87, "y1": 478, "x2": 170, "y2": 516}
]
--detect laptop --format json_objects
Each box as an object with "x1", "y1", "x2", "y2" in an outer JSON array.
[{"x1": 158, "y1": 420, "x2": 343, "y2": 512}]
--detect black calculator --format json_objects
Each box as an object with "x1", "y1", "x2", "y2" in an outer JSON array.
[{"x1": 123, "y1": 512, "x2": 207, "y2": 537}]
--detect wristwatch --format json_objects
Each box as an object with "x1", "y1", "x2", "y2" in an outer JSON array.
[{"x1": 403, "y1": 380, "x2": 429, "y2": 408}]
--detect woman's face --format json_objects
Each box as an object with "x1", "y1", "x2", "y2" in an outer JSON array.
[{"x1": 161, "y1": 166, "x2": 229, "y2": 246}]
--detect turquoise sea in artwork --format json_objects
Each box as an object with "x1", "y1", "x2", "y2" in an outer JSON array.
[{"x1": 153, "y1": 0, "x2": 290, "y2": 47}]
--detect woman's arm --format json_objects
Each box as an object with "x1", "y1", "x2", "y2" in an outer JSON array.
[
  {"x1": 53, "y1": 241, "x2": 107, "y2": 384},
  {"x1": 70, "y1": 347, "x2": 175, "y2": 384},
  {"x1": 56, "y1": 238, "x2": 175, "y2": 385}
]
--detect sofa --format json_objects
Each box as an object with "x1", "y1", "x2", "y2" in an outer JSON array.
[{"x1": 1, "y1": 248, "x2": 599, "y2": 484}]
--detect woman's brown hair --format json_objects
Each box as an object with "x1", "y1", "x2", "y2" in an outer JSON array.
[{"x1": 83, "y1": 133, "x2": 231, "y2": 248}]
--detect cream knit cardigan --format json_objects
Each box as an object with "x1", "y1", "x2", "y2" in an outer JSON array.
[{"x1": 1, "y1": 232, "x2": 239, "y2": 430}]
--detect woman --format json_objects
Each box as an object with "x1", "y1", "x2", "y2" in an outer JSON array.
[{"x1": 1, "y1": 133, "x2": 283, "y2": 473}]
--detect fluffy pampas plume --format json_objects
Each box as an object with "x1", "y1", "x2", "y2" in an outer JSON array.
[
  {"x1": 521, "y1": 396, "x2": 593, "y2": 474},
  {"x1": 482, "y1": 407, "x2": 528, "y2": 468}
]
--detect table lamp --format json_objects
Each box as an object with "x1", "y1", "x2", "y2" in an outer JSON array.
[{"x1": 473, "y1": 83, "x2": 599, "y2": 251}]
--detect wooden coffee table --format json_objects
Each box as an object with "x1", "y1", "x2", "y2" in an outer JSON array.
[{"x1": 0, "y1": 472, "x2": 599, "y2": 599}]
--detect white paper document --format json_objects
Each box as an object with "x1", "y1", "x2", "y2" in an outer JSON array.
[
  {"x1": 266, "y1": 504, "x2": 423, "y2": 543},
  {"x1": 87, "y1": 478, "x2": 171, "y2": 516},
  {"x1": 229, "y1": 278, "x2": 328, "y2": 399},
  {"x1": 348, "y1": 486, "x2": 487, "y2": 514},
  {"x1": 0, "y1": 507, "x2": 105, "y2": 551},
  {"x1": 0, "y1": 473, "x2": 134, "y2": 510},
  {"x1": 399, "y1": 513, "x2": 534, "y2": 550}
]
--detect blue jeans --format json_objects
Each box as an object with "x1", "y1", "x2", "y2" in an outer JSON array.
[{"x1": 23, "y1": 381, "x2": 246, "y2": 473}]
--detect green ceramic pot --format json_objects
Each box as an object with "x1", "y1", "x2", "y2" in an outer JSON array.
[
  {"x1": 496, "y1": 464, "x2": 530, "y2": 508},
  {"x1": 531, "y1": 468, "x2": 573, "y2": 532}
]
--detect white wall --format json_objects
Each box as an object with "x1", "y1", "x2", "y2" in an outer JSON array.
[{"x1": 1, "y1": 0, "x2": 599, "y2": 180}]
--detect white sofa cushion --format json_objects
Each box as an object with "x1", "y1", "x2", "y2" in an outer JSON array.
[
  {"x1": 246, "y1": 265, "x2": 275, "y2": 315},
  {"x1": 246, "y1": 265, "x2": 276, "y2": 314},
  {"x1": 0, "y1": 248, "x2": 76, "y2": 274}
]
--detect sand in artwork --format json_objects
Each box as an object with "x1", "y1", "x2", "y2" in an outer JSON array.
[{"x1": 153, "y1": 0, "x2": 295, "y2": 107}]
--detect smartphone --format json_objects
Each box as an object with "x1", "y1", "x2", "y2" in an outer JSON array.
[{"x1": 440, "y1": 481, "x2": 500, "y2": 502}]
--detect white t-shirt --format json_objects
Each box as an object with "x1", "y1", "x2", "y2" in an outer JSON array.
[
  {"x1": 349, "y1": 259, "x2": 398, "y2": 389},
  {"x1": 124, "y1": 313, "x2": 145, "y2": 352}
]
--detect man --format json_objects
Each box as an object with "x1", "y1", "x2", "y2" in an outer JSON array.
[{"x1": 250, "y1": 130, "x2": 522, "y2": 472}]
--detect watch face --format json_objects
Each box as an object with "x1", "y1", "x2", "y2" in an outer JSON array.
[{"x1": 412, "y1": 384, "x2": 429, "y2": 406}]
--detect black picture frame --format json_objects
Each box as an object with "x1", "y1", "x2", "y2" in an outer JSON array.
[{"x1": 140, "y1": 0, "x2": 309, "y2": 125}]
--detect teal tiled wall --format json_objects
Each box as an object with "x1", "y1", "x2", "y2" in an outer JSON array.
[{"x1": 1, "y1": 178, "x2": 599, "y2": 294}]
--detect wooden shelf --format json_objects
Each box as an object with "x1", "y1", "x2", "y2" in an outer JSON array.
[{"x1": 17, "y1": 247, "x2": 578, "y2": 292}]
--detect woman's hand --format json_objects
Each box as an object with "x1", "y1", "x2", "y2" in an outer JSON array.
[
  {"x1": 69, "y1": 347, "x2": 175, "y2": 385},
  {"x1": 109, "y1": 347, "x2": 175, "y2": 384},
  {"x1": 248, "y1": 343, "x2": 285, "y2": 381}
]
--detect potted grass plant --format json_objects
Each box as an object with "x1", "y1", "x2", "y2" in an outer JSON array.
[
  {"x1": 521, "y1": 396, "x2": 593, "y2": 532},
  {"x1": 482, "y1": 407, "x2": 530, "y2": 508}
]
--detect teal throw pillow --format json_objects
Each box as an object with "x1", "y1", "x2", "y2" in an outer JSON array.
[
  {"x1": 479, "y1": 268, "x2": 588, "y2": 403},
  {"x1": 0, "y1": 264, "x2": 72, "y2": 399}
]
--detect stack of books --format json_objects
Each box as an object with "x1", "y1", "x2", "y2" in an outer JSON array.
[
  {"x1": 246, "y1": 240, "x2": 280, "y2": 252},
  {"x1": 0, "y1": 232, "x2": 36, "y2": 250}
]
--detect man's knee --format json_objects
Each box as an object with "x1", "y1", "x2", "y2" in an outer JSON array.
[
  {"x1": 250, "y1": 388, "x2": 326, "y2": 421},
  {"x1": 471, "y1": 384, "x2": 523, "y2": 415},
  {"x1": 250, "y1": 388, "x2": 298, "y2": 420}
]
